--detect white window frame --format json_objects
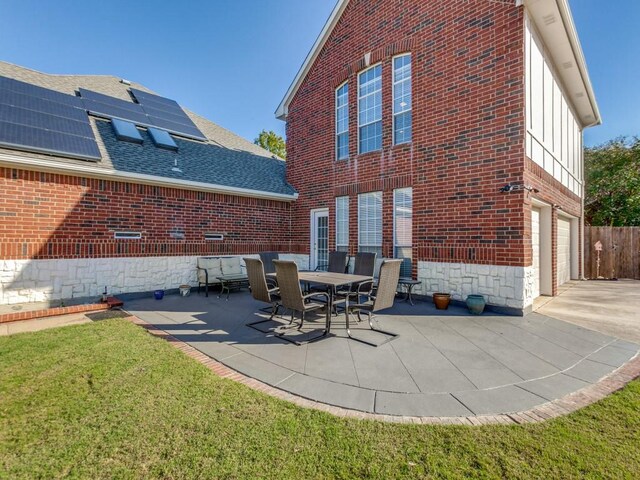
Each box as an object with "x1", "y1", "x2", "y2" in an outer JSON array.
[
  {"x1": 357, "y1": 191, "x2": 382, "y2": 254},
  {"x1": 335, "y1": 196, "x2": 349, "y2": 251},
  {"x1": 357, "y1": 63, "x2": 382, "y2": 154},
  {"x1": 392, "y1": 53, "x2": 412, "y2": 145},
  {"x1": 335, "y1": 81, "x2": 349, "y2": 160}
]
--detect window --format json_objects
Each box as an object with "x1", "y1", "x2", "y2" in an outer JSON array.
[
  {"x1": 204, "y1": 233, "x2": 224, "y2": 241},
  {"x1": 394, "y1": 188, "x2": 412, "y2": 278},
  {"x1": 114, "y1": 231, "x2": 141, "y2": 239},
  {"x1": 335, "y1": 196, "x2": 349, "y2": 252},
  {"x1": 393, "y1": 54, "x2": 412, "y2": 144},
  {"x1": 358, "y1": 64, "x2": 382, "y2": 153},
  {"x1": 358, "y1": 191, "x2": 382, "y2": 256},
  {"x1": 336, "y1": 83, "x2": 349, "y2": 160}
]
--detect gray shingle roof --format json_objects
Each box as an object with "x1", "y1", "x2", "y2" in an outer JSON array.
[
  {"x1": 96, "y1": 120, "x2": 295, "y2": 196},
  {"x1": 0, "y1": 61, "x2": 295, "y2": 199}
]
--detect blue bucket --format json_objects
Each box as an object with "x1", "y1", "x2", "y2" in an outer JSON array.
[{"x1": 154, "y1": 290, "x2": 164, "y2": 300}]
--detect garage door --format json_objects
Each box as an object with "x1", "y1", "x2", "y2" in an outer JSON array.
[
  {"x1": 531, "y1": 207, "x2": 541, "y2": 298},
  {"x1": 557, "y1": 216, "x2": 571, "y2": 286}
]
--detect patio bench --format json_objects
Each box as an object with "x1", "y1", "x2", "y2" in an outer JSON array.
[{"x1": 196, "y1": 256, "x2": 246, "y2": 297}]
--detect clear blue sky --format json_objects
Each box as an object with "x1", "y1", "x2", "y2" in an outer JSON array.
[{"x1": 0, "y1": 0, "x2": 637, "y2": 147}]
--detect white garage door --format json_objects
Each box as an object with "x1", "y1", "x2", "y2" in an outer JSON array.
[
  {"x1": 531, "y1": 207, "x2": 541, "y2": 298},
  {"x1": 557, "y1": 216, "x2": 571, "y2": 286}
]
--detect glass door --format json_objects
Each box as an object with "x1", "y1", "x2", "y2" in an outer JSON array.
[{"x1": 310, "y1": 209, "x2": 329, "y2": 270}]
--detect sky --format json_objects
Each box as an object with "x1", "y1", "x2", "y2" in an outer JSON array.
[{"x1": 0, "y1": 0, "x2": 638, "y2": 147}]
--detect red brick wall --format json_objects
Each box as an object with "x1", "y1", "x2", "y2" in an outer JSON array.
[
  {"x1": 285, "y1": 0, "x2": 529, "y2": 268},
  {"x1": 0, "y1": 167, "x2": 294, "y2": 260}
]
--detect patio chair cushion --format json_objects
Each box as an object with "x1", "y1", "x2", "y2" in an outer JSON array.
[
  {"x1": 220, "y1": 256, "x2": 243, "y2": 276},
  {"x1": 197, "y1": 257, "x2": 223, "y2": 284}
]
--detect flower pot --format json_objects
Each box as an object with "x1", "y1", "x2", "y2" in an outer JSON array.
[
  {"x1": 433, "y1": 293, "x2": 451, "y2": 310},
  {"x1": 179, "y1": 285, "x2": 191, "y2": 297},
  {"x1": 466, "y1": 294, "x2": 486, "y2": 315},
  {"x1": 154, "y1": 290, "x2": 164, "y2": 300}
]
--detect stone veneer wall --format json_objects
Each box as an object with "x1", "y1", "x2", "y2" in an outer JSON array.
[
  {"x1": 0, "y1": 253, "x2": 310, "y2": 305},
  {"x1": 417, "y1": 261, "x2": 534, "y2": 311}
]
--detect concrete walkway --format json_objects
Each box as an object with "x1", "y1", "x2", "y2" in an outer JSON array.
[{"x1": 125, "y1": 283, "x2": 640, "y2": 418}]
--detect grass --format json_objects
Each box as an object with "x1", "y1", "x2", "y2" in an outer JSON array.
[{"x1": 1, "y1": 320, "x2": 639, "y2": 479}]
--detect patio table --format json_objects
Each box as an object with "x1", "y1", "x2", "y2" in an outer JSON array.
[
  {"x1": 216, "y1": 274, "x2": 249, "y2": 300},
  {"x1": 269, "y1": 270, "x2": 372, "y2": 337}
]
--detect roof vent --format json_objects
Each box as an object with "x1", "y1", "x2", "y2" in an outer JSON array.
[
  {"x1": 542, "y1": 14, "x2": 556, "y2": 26},
  {"x1": 120, "y1": 78, "x2": 131, "y2": 85},
  {"x1": 112, "y1": 119, "x2": 143, "y2": 144},
  {"x1": 575, "y1": 92, "x2": 585, "y2": 98},
  {"x1": 562, "y1": 61, "x2": 573, "y2": 69}
]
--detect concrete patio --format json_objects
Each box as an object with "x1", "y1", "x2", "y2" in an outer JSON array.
[{"x1": 125, "y1": 284, "x2": 640, "y2": 417}]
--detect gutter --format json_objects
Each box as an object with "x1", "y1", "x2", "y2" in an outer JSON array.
[{"x1": 0, "y1": 152, "x2": 298, "y2": 202}]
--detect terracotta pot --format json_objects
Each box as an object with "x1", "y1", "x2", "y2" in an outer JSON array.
[
  {"x1": 466, "y1": 294, "x2": 486, "y2": 315},
  {"x1": 433, "y1": 293, "x2": 451, "y2": 310}
]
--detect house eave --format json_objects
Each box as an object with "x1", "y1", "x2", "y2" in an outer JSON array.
[
  {"x1": 275, "y1": 0, "x2": 350, "y2": 121},
  {"x1": 0, "y1": 152, "x2": 298, "y2": 202},
  {"x1": 523, "y1": 0, "x2": 601, "y2": 128}
]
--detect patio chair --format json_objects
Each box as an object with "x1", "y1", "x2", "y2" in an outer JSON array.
[
  {"x1": 273, "y1": 260, "x2": 330, "y2": 345},
  {"x1": 345, "y1": 259, "x2": 402, "y2": 347},
  {"x1": 335, "y1": 251, "x2": 377, "y2": 307},
  {"x1": 244, "y1": 258, "x2": 282, "y2": 330},
  {"x1": 314, "y1": 250, "x2": 348, "y2": 273},
  {"x1": 259, "y1": 251, "x2": 279, "y2": 288}
]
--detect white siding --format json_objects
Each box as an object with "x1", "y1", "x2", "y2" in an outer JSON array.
[{"x1": 525, "y1": 17, "x2": 583, "y2": 197}]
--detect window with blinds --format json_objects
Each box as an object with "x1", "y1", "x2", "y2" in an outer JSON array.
[
  {"x1": 358, "y1": 191, "x2": 382, "y2": 256},
  {"x1": 358, "y1": 64, "x2": 382, "y2": 154},
  {"x1": 394, "y1": 187, "x2": 412, "y2": 277},
  {"x1": 335, "y1": 196, "x2": 349, "y2": 252}
]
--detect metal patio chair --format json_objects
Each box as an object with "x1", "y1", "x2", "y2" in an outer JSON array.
[
  {"x1": 345, "y1": 259, "x2": 402, "y2": 347},
  {"x1": 273, "y1": 260, "x2": 330, "y2": 345},
  {"x1": 244, "y1": 257, "x2": 282, "y2": 330},
  {"x1": 335, "y1": 251, "x2": 377, "y2": 307}
]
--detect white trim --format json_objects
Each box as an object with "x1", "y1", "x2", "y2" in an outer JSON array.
[
  {"x1": 0, "y1": 152, "x2": 298, "y2": 202},
  {"x1": 523, "y1": 0, "x2": 601, "y2": 127},
  {"x1": 275, "y1": 0, "x2": 350, "y2": 120}
]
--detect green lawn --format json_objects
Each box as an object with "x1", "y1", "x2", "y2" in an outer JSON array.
[{"x1": 1, "y1": 320, "x2": 639, "y2": 479}]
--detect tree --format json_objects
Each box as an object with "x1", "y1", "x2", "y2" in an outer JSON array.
[
  {"x1": 585, "y1": 136, "x2": 640, "y2": 226},
  {"x1": 254, "y1": 130, "x2": 286, "y2": 159}
]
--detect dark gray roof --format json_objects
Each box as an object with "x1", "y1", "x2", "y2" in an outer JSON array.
[
  {"x1": 0, "y1": 62, "x2": 295, "y2": 199},
  {"x1": 96, "y1": 120, "x2": 295, "y2": 196}
]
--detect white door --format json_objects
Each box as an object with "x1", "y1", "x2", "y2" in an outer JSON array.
[
  {"x1": 310, "y1": 209, "x2": 329, "y2": 270},
  {"x1": 557, "y1": 216, "x2": 571, "y2": 286},
  {"x1": 531, "y1": 207, "x2": 541, "y2": 298}
]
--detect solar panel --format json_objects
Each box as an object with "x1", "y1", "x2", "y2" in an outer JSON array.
[
  {"x1": 112, "y1": 119, "x2": 143, "y2": 144},
  {"x1": 0, "y1": 120, "x2": 101, "y2": 160},
  {"x1": 79, "y1": 88, "x2": 150, "y2": 125},
  {"x1": 130, "y1": 88, "x2": 205, "y2": 140},
  {"x1": 0, "y1": 75, "x2": 101, "y2": 161},
  {"x1": 148, "y1": 127, "x2": 178, "y2": 151}
]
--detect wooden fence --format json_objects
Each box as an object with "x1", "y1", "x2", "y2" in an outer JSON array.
[{"x1": 584, "y1": 227, "x2": 640, "y2": 279}]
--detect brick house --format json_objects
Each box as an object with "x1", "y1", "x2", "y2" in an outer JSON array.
[
  {"x1": 0, "y1": 62, "x2": 299, "y2": 305},
  {"x1": 276, "y1": 0, "x2": 600, "y2": 314}
]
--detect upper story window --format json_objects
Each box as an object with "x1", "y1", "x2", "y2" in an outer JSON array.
[
  {"x1": 336, "y1": 83, "x2": 349, "y2": 160},
  {"x1": 358, "y1": 64, "x2": 382, "y2": 154},
  {"x1": 393, "y1": 54, "x2": 412, "y2": 144},
  {"x1": 335, "y1": 196, "x2": 349, "y2": 252}
]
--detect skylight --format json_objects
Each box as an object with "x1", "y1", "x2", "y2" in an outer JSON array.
[
  {"x1": 112, "y1": 118, "x2": 143, "y2": 144},
  {"x1": 148, "y1": 127, "x2": 178, "y2": 151}
]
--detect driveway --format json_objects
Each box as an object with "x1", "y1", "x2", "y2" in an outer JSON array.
[{"x1": 536, "y1": 279, "x2": 640, "y2": 343}]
